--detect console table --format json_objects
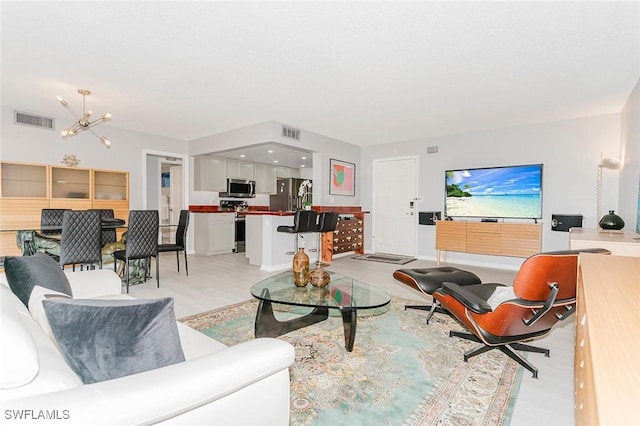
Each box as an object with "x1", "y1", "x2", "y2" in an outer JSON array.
[
  {"x1": 570, "y1": 228, "x2": 640, "y2": 257},
  {"x1": 435, "y1": 221, "x2": 541, "y2": 264},
  {"x1": 575, "y1": 254, "x2": 640, "y2": 425}
]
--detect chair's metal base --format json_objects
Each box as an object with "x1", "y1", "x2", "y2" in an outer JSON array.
[
  {"x1": 115, "y1": 256, "x2": 159, "y2": 293},
  {"x1": 405, "y1": 300, "x2": 448, "y2": 324},
  {"x1": 449, "y1": 331, "x2": 550, "y2": 379}
]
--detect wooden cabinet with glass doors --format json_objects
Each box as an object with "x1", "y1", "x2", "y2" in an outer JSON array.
[
  {"x1": 50, "y1": 166, "x2": 92, "y2": 210},
  {"x1": 0, "y1": 161, "x2": 129, "y2": 257},
  {"x1": 0, "y1": 162, "x2": 50, "y2": 256},
  {"x1": 92, "y1": 169, "x2": 129, "y2": 240}
]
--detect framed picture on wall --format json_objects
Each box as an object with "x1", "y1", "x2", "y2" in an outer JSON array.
[
  {"x1": 636, "y1": 177, "x2": 640, "y2": 233},
  {"x1": 330, "y1": 159, "x2": 355, "y2": 196},
  {"x1": 161, "y1": 172, "x2": 170, "y2": 188}
]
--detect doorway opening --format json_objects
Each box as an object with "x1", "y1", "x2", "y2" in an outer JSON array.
[{"x1": 143, "y1": 150, "x2": 189, "y2": 244}]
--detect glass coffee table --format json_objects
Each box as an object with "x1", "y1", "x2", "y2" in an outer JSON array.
[{"x1": 250, "y1": 270, "x2": 391, "y2": 352}]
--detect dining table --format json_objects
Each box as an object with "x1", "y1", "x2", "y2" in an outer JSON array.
[{"x1": 4, "y1": 220, "x2": 176, "y2": 286}]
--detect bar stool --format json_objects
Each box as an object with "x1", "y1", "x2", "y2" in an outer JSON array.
[
  {"x1": 313, "y1": 212, "x2": 340, "y2": 266},
  {"x1": 277, "y1": 210, "x2": 318, "y2": 255}
]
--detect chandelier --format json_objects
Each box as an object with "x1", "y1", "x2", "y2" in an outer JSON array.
[{"x1": 56, "y1": 89, "x2": 112, "y2": 148}]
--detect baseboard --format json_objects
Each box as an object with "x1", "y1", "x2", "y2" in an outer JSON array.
[{"x1": 415, "y1": 254, "x2": 522, "y2": 271}]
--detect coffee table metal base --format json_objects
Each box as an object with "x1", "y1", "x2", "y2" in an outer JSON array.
[{"x1": 254, "y1": 289, "x2": 358, "y2": 351}]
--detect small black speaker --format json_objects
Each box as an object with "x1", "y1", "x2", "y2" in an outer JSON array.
[
  {"x1": 551, "y1": 214, "x2": 583, "y2": 232},
  {"x1": 419, "y1": 211, "x2": 441, "y2": 225}
]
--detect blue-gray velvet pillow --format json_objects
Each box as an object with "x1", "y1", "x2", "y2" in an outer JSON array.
[
  {"x1": 43, "y1": 297, "x2": 185, "y2": 384},
  {"x1": 4, "y1": 253, "x2": 73, "y2": 307}
]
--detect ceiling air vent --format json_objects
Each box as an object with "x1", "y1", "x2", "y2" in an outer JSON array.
[
  {"x1": 282, "y1": 125, "x2": 300, "y2": 141},
  {"x1": 14, "y1": 111, "x2": 55, "y2": 130}
]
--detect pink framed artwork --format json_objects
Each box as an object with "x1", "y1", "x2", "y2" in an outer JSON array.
[{"x1": 330, "y1": 159, "x2": 355, "y2": 196}]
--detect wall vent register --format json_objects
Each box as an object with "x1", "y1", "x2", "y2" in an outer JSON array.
[
  {"x1": 282, "y1": 125, "x2": 300, "y2": 141},
  {"x1": 14, "y1": 111, "x2": 55, "y2": 130}
]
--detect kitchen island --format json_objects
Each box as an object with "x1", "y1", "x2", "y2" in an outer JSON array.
[
  {"x1": 243, "y1": 207, "x2": 367, "y2": 271},
  {"x1": 244, "y1": 211, "x2": 319, "y2": 271}
]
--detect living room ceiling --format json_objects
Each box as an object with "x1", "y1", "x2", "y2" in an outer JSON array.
[
  {"x1": 205, "y1": 143, "x2": 314, "y2": 169},
  {"x1": 1, "y1": 1, "x2": 639, "y2": 147}
]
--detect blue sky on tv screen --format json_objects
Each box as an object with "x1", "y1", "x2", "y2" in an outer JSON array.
[{"x1": 447, "y1": 165, "x2": 541, "y2": 196}]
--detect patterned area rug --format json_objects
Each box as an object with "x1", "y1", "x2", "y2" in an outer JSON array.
[
  {"x1": 352, "y1": 253, "x2": 416, "y2": 265},
  {"x1": 180, "y1": 297, "x2": 522, "y2": 425}
]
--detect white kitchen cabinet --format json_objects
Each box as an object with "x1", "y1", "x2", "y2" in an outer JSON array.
[
  {"x1": 239, "y1": 161, "x2": 255, "y2": 179},
  {"x1": 226, "y1": 159, "x2": 254, "y2": 180},
  {"x1": 254, "y1": 164, "x2": 278, "y2": 194},
  {"x1": 194, "y1": 156, "x2": 227, "y2": 192},
  {"x1": 276, "y1": 166, "x2": 299, "y2": 178},
  {"x1": 194, "y1": 213, "x2": 235, "y2": 255}
]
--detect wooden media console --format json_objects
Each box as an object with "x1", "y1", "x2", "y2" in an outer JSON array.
[{"x1": 435, "y1": 221, "x2": 541, "y2": 264}]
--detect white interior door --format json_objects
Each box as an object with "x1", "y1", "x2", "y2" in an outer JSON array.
[
  {"x1": 169, "y1": 165, "x2": 183, "y2": 225},
  {"x1": 373, "y1": 157, "x2": 418, "y2": 256}
]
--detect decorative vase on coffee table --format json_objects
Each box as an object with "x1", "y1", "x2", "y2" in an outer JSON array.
[
  {"x1": 309, "y1": 266, "x2": 330, "y2": 288},
  {"x1": 292, "y1": 248, "x2": 310, "y2": 287}
]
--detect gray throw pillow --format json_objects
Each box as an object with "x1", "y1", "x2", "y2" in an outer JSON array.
[
  {"x1": 4, "y1": 253, "x2": 73, "y2": 307},
  {"x1": 43, "y1": 297, "x2": 185, "y2": 384}
]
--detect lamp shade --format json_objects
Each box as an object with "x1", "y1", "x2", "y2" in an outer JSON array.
[{"x1": 599, "y1": 157, "x2": 622, "y2": 170}]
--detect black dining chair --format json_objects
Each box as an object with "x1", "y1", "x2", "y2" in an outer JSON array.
[
  {"x1": 41, "y1": 209, "x2": 69, "y2": 235},
  {"x1": 59, "y1": 210, "x2": 103, "y2": 271},
  {"x1": 113, "y1": 210, "x2": 159, "y2": 293},
  {"x1": 89, "y1": 208, "x2": 117, "y2": 248},
  {"x1": 157, "y1": 210, "x2": 190, "y2": 276}
]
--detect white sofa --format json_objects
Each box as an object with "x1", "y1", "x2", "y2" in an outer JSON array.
[{"x1": 0, "y1": 269, "x2": 295, "y2": 425}]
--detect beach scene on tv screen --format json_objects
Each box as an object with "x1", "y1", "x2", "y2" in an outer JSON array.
[{"x1": 446, "y1": 165, "x2": 542, "y2": 218}]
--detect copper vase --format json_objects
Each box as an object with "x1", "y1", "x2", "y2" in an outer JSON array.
[
  {"x1": 309, "y1": 267, "x2": 330, "y2": 288},
  {"x1": 292, "y1": 248, "x2": 310, "y2": 287}
]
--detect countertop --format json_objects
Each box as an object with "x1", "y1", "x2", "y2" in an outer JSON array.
[
  {"x1": 189, "y1": 205, "x2": 270, "y2": 213},
  {"x1": 241, "y1": 211, "x2": 295, "y2": 216},
  {"x1": 189, "y1": 205, "x2": 369, "y2": 215},
  {"x1": 570, "y1": 227, "x2": 640, "y2": 243}
]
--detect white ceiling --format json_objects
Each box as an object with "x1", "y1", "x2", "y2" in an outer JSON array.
[
  {"x1": 2, "y1": 1, "x2": 639, "y2": 150},
  {"x1": 207, "y1": 142, "x2": 313, "y2": 169}
]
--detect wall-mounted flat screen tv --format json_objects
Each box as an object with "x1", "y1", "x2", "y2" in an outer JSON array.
[{"x1": 445, "y1": 164, "x2": 543, "y2": 219}]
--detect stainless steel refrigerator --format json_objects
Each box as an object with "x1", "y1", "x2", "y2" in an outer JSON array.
[{"x1": 269, "y1": 178, "x2": 312, "y2": 211}]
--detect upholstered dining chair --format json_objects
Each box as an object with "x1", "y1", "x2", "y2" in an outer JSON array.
[
  {"x1": 59, "y1": 210, "x2": 103, "y2": 271},
  {"x1": 89, "y1": 208, "x2": 117, "y2": 248},
  {"x1": 432, "y1": 248, "x2": 610, "y2": 378},
  {"x1": 40, "y1": 208, "x2": 69, "y2": 235},
  {"x1": 157, "y1": 209, "x2": 190, "y2": 275},
  {"x1": 113, "y1": 210, "x2": 159, "y2": 293}
]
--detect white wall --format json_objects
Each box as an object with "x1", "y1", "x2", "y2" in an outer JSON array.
[
  {"x1": 361, "y1": 113, "x2": 622, "y2": 269},
  {"x1": 619, "y1": 77, "x2": 640, "y2": 231},
  {"x1": 0, "y1": 106, "x2": 188, "y2": 210},
  {"x1": 4, "y1": 102, "x2": 633, "y2": 269},
  {"x1": 146, "y1": 155, "x2": 161, "y2": 211}
]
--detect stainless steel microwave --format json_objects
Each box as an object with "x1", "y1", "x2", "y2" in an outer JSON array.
[{"x1": 220, "y1": 178, "x2": 256, "y2": 198}]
